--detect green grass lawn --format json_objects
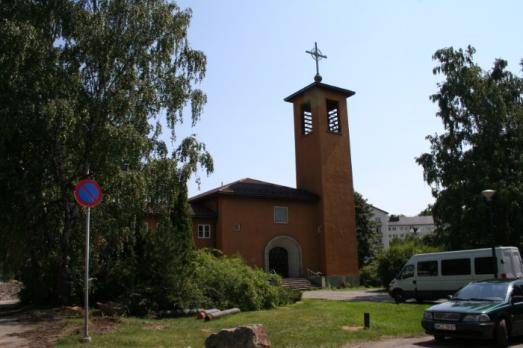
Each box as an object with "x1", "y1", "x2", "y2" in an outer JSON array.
[{"x1": 56, "y1": 299, "x2": 429, "y2": 348}]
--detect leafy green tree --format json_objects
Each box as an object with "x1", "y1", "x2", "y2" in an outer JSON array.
[
  {"x1": 361, "y1": 236, "x2": 440, "y2": 287},
  {"x1": 418, "y1": 204, "x2": 433, "y2": 216},
  {"x1": 0, "y1": 0, "x2": 212, "y2": 306},
  {"x1": 377, "y1": 236, "x2": 439, "y2": 286},
  {"x1": 354, "y1": 192, "x2": 382, "y2": 267},
  {"x1": 417, "y1": 46, "x2": 523, "y2": 250}
]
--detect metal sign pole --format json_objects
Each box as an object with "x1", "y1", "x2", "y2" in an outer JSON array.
[
  {"x1": 73, "y1": 177, "x2": 102, "y2": 343},
  {"x1": 82, "y1": 207, "x2": 91, "y2": 343}
]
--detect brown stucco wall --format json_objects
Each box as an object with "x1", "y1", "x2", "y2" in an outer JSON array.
[
  {"x1": 208, "y1": 196, "x2": 321, "y2": 275},
  {"x1": 291, "y1": 87, "x2": 359, "y2": 276},
  {"x1": 145, "y1": 214, "x2": 216, "y2": 249},
  {"x1": 192, "y1": 218, "x2": 216, "y2": 249}
]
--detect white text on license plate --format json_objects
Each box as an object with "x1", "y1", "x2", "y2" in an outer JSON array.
[{"x1": 435, "y1": 323, "x2": 456, "y2": 331}]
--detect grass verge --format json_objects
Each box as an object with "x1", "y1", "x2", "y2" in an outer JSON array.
[{"x1": 56, "y1": 299, "x2": 429, "y2": 348}]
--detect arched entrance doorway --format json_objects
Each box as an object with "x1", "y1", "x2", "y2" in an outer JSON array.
[
  {"x1": 269, "y1": 247, "x2": 289, "y2": 277},
  {"x1": 264, "y1": 236, "x2": 302, "y2": 278}
]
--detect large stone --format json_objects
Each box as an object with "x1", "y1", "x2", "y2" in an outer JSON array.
[{"x1": 205, "y1": 324, "x2": 271, "y2": 348}]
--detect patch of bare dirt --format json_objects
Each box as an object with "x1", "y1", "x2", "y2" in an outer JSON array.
[
  {"x1": 91, "y1": 316, "x2": 122, "y2": 334},
  {"x1": 342, "y1": 325, "x2": 364, "y2": 332},
  {"x1": 3, "y1": 308, "x2": 123, "y2": 348},
  {"x1": 1, "y1": 282, "x2": 122, "y2": 346},
  {"x1": 19, "y1": 318, "x2": 71, "y2": 348}
]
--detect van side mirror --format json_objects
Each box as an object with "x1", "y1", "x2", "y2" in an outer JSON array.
[{"x1": 447, "y1": 295, "x2": 454, "y2": 300}]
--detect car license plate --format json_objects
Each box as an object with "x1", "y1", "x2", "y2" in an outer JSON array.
[{"x1": 435, "y1": 323, "x2": 456, "y2": 331}]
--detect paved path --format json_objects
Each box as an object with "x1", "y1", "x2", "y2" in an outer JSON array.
[
  {"x1": 343, "y1": 335, "x2": 523, "y2": 348},
  {"x1": 0, "y1": 298, "x2": 34, "y2": 348},
  {"x1": 0, "y1": 316, "x2": 34, "y2": 348},
  {"x1": 302, "y1": 289, "x2": 394, "y2": 302}
]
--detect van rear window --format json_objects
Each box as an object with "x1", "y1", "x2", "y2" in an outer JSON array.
[
  {"x1": 442, "y1": 258, "x2": 471, "y2": 275},
  {"x1": 417, "y1": 261, "x2": 438, "y2": 276},
  {"x1": 475, "y1": 257, "x2": 495, "y2": 275}
]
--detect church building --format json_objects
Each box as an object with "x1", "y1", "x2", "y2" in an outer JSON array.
[{"x1": 187, "y1": 48, "x2": 360, "y2": 285}]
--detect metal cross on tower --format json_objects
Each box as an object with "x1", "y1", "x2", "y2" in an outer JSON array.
[{"x1": 306, "y1": 42, "x2": 327, "y2": 82}]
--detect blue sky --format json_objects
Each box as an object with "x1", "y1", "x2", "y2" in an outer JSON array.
[{"x1": 173, "y1": 0, "x2": 523, "y2": 216}]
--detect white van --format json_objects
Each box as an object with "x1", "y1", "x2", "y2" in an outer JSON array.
[{"x1": 388, "y1": 246, "x2": 523, "y2": 303}]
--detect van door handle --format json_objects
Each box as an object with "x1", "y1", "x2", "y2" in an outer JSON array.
[{"x1": 413, "y1": 280, "x2": 416, "y2": 284}]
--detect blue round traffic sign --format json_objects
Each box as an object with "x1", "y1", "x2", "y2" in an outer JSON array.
[{"x1": 74, "y1": 179, "x2": 103, "y2": 207}]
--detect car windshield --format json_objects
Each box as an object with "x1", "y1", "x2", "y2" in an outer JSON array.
[{"x1": 453, "y1": 282, "x2": 509, "y2": 301}]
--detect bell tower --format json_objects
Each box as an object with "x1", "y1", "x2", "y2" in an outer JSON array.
[{"x1": 284, "y1": 43, "x2": 358, "y2": 283}]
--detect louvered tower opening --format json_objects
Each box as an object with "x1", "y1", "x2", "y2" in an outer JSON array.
[
  {"x1": 326, "y1": 99, "x2": 340, "y2": 133},
  {"x1": 301, "y1": 103, "x2": 313, "y2": 135}
]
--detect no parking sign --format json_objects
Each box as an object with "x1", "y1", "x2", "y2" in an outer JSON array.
[{"x1": 74, "y1": 179, "x2": 102, "y2": 207}]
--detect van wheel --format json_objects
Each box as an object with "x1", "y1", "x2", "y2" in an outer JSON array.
[
  {"x1": 392, "y1": 289, "x2": 404, "y2": 303},
  {"x1": 496, "y1": 319, "x2": 509, "y2": 347}
]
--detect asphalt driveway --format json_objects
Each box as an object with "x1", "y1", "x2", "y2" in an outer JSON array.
[
  {"x1": 343, "y1": 335, "x2": 523, "y2": 348},
  {"x1": 302, "y1": 288, "x2": 394, "y2": 302}
]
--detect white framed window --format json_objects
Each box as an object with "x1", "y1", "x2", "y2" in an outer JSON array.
[
  {"x1": 274, "y1": 206, "x2": 288, "y2": 224},
  {"x1": 198, "y1": 224, "x2": 211, "y2": 239}
]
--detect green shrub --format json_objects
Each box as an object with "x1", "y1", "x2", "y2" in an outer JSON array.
[
  {"x1": 360, "y1": 260, "x2": 382, "y2": 287},
  {"x1": 126, "y1": 291, "x2": 156, "y2": 316},
  {"x1": 113, "y1": 248, "x2": 299, "y2": 316},
  {"x1": 188, "y1": 250, "x2": 298, "y2": 311},
  {"x1": 377, "y1": 236, "x2": 441, "y2": 286}
]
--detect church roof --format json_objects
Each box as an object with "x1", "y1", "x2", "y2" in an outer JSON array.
[
  {"x1": 189, "y1": 178, "x2": 319, "y2": 203},
  {"x1": 284, "y1": 81, "x2": 355, "y2": 102},
  {"x1": 145, "y1": 203, "x2": 217, "y2": 219}
]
